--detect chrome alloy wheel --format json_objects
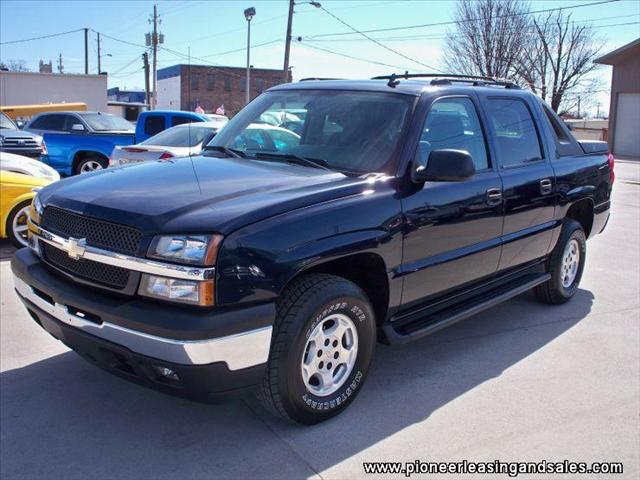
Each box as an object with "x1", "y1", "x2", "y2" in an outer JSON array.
[
  {"x1": 561, "y1": 238, "x2": 580, "y2": 288},
  {"x1": 80, "y1": 160, "x2": 103, "y2": 173},
  {"x1": 12, "y1": 205, "x2": 30, "y2": 247},
  {"x1": 301, "y1": 313, "x2": 359, "y2": 397}
]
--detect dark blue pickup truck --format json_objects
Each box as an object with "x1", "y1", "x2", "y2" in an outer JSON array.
[{"x1": 12, "y1": 75, "x2": 613, "y2": 424}]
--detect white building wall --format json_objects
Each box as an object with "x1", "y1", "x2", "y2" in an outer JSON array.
[
  {"x1": 0, "y1": 71, "x2": 108, "y2": 111},
  {"x1": 156, "y1": 75, "x2": 181, "y2": 110}
]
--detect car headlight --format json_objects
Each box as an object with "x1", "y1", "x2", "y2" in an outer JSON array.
[
  {"x1": 147, "y1": 234, "x2": 222, "y2": 266},
  {"x1": 29, "y1": 192, "x2": 43, "y2": 225},
  {"x1": 141, "y1": 234, "x2": 222, "y2": 306}
]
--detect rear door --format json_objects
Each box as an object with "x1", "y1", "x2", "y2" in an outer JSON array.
[
  {"x1": 480, "y1": 95, "x2": 556, "y2": 271},
  {"x1": 399, "y1": 95, "x2": 503, "y2": 308}
]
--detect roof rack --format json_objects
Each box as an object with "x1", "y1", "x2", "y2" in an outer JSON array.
[{"x1": 371, "y1": 72, "x2": 520, "y2": 89}]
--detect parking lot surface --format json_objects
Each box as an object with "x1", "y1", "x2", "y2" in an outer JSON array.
[{"x1": 1, "y1": 164, "x2": 638, "y2": 479}]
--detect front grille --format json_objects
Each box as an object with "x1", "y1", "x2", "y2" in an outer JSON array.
[
  {"x1": 1, "y1": 137, "x2": 39, "y2": 147},
  {"x1": 42, "y1": 207, "x2": 142, "y2": 255},
  {"x1": 42, "y1": 243, "x2": 130, "y2": 289}
]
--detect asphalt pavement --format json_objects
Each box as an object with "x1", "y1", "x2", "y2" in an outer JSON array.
[{"x1": 1, "y1": 163, "x2": 638, "y2": 479}]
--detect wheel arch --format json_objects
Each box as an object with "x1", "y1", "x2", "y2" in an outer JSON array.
[
  {"x1": 565, "y1": 198, "x2": 595, "y2": 238},
  {"x1": 71, "y1": 150, "x2": 109, "y2": 173},
  {"x1": 282, "y1": 252, "x2": 391, "y2": 327}
]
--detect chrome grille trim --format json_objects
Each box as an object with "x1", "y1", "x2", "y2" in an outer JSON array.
[{"x1": 30, "y1": 221, "x2": 215, "y2": 281}]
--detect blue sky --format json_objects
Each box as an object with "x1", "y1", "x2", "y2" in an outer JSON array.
[{"x1": 1, "y1": 0, "x2": 639, "y2": 114}]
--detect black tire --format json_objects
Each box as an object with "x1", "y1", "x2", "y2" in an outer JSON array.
[
  {"x1": 6, "y1": 200, "x2": 32, "y2": 248},
  {"x1": 75, "y1": 155, "x2": 107, "y2": 175},
  {"x1": 258, "y1": 273, "x2": 376, "y2": 424},
  {"x1": 535, "y1": 219, "x2": 586, "y2": 305}
]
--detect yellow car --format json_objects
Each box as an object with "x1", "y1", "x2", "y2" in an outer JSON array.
[{"x1": 1, "y1": 171, "x2": 51, "y2": 248}]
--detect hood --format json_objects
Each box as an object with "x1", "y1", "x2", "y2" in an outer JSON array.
[
  {"x1": 1, "y1": 170, "x2": 51, "y2": 187},
  {"x1": 39, "y1": 155, "x2": 374, "y2": 235},
  {"x1": 0, "y1": 128, "x2": 40, "y2": 140}
]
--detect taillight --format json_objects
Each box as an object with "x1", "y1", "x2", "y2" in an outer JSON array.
[
  {"x1": 123, "y1": 147, "x2": 147, "y2": 153},
  {"x1": 159, "y1": 152, "x2": 174, "y2": 160},
  {"x1": 40, "y1": 140, "x2": 48, "y2": 156},
  {"x1": 607, "y1": 153, "x2": 615, "y2": 183}
]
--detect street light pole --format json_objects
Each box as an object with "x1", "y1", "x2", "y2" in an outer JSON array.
[{"x1": 244, "y1": 7, "x2": 256, "y2": 105}]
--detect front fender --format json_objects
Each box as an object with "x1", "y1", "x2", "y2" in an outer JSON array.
[
  {"x1": 1, "y1": 192, "x2": 34, "y2": 238},
  {"x1": 215, "y1": 184, "x2": 404, "y2": 307}
]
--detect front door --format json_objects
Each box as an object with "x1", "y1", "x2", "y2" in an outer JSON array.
[{"x1": 399, "y1": 96, "x2": 503, "y2": 309}]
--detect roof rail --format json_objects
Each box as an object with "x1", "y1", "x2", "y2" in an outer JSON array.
[
  {"x1": 299, "y1": 77, "x2": 343, "y2": 82},
  {"x1": 371, "y1": 72, "x2": 520, "y2": 89}
]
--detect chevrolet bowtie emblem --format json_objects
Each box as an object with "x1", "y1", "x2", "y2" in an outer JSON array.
[{"x1": 67, "y1": 237, "x2": 87, "y2": 260}]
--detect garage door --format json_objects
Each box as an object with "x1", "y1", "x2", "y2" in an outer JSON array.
[{"x1": 614, "y1": 93, "x2": 640, "y2": 157}]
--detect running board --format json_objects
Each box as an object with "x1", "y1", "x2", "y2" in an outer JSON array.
[{"x1": 383, "y1": 273, "x2": 551, "y2": 344}]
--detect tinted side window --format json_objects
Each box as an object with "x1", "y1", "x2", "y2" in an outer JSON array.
[
  {"x1": 172, "y1": 116, "x2": 195, "y2": 127},
  {"x1": 485, "y1": 98, "x2": 543, "y2": 167},
  {"x1": 64, "y1": 115, "x2": 83, "y2": 131},
  {"x1": 419, "y1": 97, "x2": 489, "y2": 170},
  {"x1": 541, "y1": 104, "x2": 582, "y2": 157},
  {"x1": 144, "y1": 115, "x2": 165, "y2": 136},
  {"x1": 31, "y1": 114, "x2": 66, "y2": 131}
]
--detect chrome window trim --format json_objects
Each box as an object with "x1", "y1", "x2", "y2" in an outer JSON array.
[
  {"x1": 14, "y1": 276, "x2": 272, "y2": 370},
  {"x1": 29, "y1": 221, "x2": 215, "y2": 281}
]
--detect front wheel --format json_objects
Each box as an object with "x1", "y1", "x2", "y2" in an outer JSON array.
[
  {"x1": 535, "y1": 219, "x2": 586, "y2": 305},
  {"x1": 258, "y1": 274, "x2": 376, "y2": 424},
  {"x1": 6, "y1": 200, "x2": 31, "y2": 248}
]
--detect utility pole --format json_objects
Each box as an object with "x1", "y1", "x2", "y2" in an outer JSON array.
[
  {"x1": 97, "y1": 32, "x2": 101, "y2": 74},
  {"x1": 57, "y1": 53, "x2": 64, "y2": 74},
  {"x1": 142, "y1": 52, "x2": 151, "y2": 110},
  {"x1": 151, "y1": 4, "x2": 158, "y2": 109},
  {"x1": 282, "y1": 0, "x2": 294, "y2": 83},
  {"x1": 84, "y1": 28, "x2": 89, "y2": 74},
  {"x1": 577, "y1": 96, "x2": 581, "y2": 118}
]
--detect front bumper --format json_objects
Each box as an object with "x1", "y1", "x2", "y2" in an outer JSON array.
[
  {"x1": 0, "y1": 146, "x2": 43, "y2": 158},
  {"x1": 12, "y1": 248, "x2": 275, "y2": 401}
]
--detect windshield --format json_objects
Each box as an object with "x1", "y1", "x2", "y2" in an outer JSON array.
[
  {"x1": 208, "y1": 90, "x2": 414, "y2": 174},
  {"x1": 81, "y1": 113, "x2": 134, "y2": 131},
  {"x1": 141, "y1": 125, "x2": 215, "y2": 147},
  {"x1": 0, "y1": 112, "x2": 17, "y2": 130}
]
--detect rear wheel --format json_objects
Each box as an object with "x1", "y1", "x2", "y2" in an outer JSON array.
[
  {"x1": 6, "y1": 200, "x2": 31, "y2": 248},
  {"x1": 75, "y1": 155, "x2": 107, "y2": 175},
  {"x1": 258, "y1": 274, "x2": 376, "y2": 424},
  {"x1": 535, "y1": 219, "x2": 586, "y2": 305}
]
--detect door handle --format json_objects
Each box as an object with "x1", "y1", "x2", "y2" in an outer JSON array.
[
  {"x1": 486, "y1": 188, "x2": 502, "y2": 206},
  {"x1": 540, "y1": 178, "x2": 553, "y2": 195}
]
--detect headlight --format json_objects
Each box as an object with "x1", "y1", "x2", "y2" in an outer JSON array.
[
  {"x1": 29, "y1": 192, "x2": 43, "y2": 225},
  {"x1": 139, "y1": 275, "x2": 214, "y2": 306},
  {"x1": 147, "y1": 234, "x2": 222, "y2": 266}
]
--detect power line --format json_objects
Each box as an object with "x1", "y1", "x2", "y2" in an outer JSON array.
[
  {"x1": 298, "y1": 41, "x2": 414, "y2": 70},
  {"x1": 0, "y1": 28, "x2": 85, "y2": 45},
  {"x1": 316, "y1": 4, "x2": 445, "y2": 72},
  {"x1": 306, "y1": 0, "x2": 621, "y2": 39}
]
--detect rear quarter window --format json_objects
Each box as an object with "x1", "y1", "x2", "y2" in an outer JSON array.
[{"x1": 144, "y1": 115, "x2": 165, "y2": 136}]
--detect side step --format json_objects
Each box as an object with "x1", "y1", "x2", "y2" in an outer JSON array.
[{"x1": 383, "y1": 273, "x2": 550, "y2": 345}]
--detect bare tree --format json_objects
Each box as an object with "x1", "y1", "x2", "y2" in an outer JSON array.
[
  {"x1": 516, "y1": 11, "x2": 602, "y2": 113},
  {"x1": 0, "y1": 59, "x2": 31, "y2": 72},
  {"x1": 442, "y1": 0, "x2": 531, "y2": 78}
]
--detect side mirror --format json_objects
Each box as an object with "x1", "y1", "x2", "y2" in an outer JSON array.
[
  {"x1": 71, "y1": 123, "x2": 86, "y2": 132},
  {"x1": 413, "y1": 149, "x2": 475, "y2": 183},
  {"x1": 564, "y1": 122, "x2": 573, "y2": 131}
]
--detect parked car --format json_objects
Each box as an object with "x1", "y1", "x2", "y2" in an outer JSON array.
[
  {"x1": 135, "y1": 110, "x2": 223, "y2": 143},
  {"x1": 12, "y1": 76, "x2": 613, "y2": 425},
  {"x1": 25, "y1": 111, "x2": 135, "y2": 175},
  {"x1": 109, "y1": 122, "x2": 221, "y2": 167},
  {"x1": 1, "y1": 171, "x2": 51, "y2": 247},
  {"x1": 0, "y1": 112, "x2": 47, "y2": 159},
  {"x1": 0, "y1": 152, "x2": 60, "y2": 182}
]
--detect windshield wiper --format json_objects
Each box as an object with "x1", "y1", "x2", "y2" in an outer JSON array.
[
  {"x1": 252, "y1": 152, "x2": 330, "y2": 171},
  {"x1": 203, "y1": 145, "x2": 246, "y2": 158}
]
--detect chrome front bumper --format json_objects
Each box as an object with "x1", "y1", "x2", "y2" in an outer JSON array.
[{"x1": 14, "y1": 275, "x2": 272, "y2": 370}]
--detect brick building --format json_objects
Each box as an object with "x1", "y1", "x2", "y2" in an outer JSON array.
[{"x1": 156, "y1": 64, "x2": 290, "y2": 116}]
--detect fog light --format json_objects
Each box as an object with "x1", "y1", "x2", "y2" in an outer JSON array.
[
  {"x1": 139, "y1": 274, "x2": 214, "y2": 306},
  {"x1": 153, "y1": 365, "x2": 179, "y2": 382}
]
